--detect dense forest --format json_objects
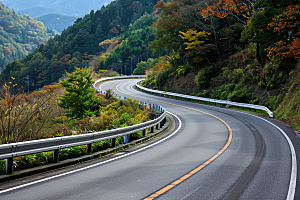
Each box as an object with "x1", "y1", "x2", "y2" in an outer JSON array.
[
  {"x1": 1, "y1": 0, "x2": 300, "y2": 130},
  {"x1": 0, "y1": 2, "x2": 55, "y2": 72},
  {"x1": 138, "y1": 0, "x2": 300, "y2": 129},
  {"x1": 0, "y1": 0, "x2": 157, "y2": 90}
]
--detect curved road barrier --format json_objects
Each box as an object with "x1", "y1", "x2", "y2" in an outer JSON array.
[{"x1": 135, "y1": 80, "x2": 273, "y2": 117}]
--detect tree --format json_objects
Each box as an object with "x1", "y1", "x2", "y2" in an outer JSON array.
[
  {"x1": 179, "y1": 29, "x2": 211, "y2": 50},
  {"x1": 58, "y1": 68, "x2": 97, "y2": 119},
  {"x1": 0, "y1": 78, "x2": 60, "y2": 144},
  {"x1": 178, "y1": 0, "x2": 244, "y2": 58},
  {"x1": 241, "y1": 0, "x2": 299, "y2": 61},
  {"x1": 202, "y1": 0, "x2": 257, "y2": 25},
  {"x1": 266, "y1": 4, "x2": 300, "y2": 60},
  {"x1": 149, "y1": 1, "x2": 185, "y2": 55}
]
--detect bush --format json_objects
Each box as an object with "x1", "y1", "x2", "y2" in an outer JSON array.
[
  {"x1": 156, "y1": 68, "x2": 176, "y2": 88},
  {"x1": 195, "y1": 66, "x2": 215, "y2": 88}
]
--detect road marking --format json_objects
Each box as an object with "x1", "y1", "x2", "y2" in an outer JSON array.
[
  {"x1": 113, "y1": 81, "x2": 233, "y2": 199},
  {"x1": 246, "y1": 115, "x2": 296, "y2": 200},
  {"x1": 115, "y1": 79, "x2": 296, "y2": 200},
  {"x1": 0, "y1": 111, "x2": 181, "y2": 195}
]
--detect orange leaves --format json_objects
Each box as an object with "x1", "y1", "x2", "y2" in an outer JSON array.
[
  {"x1": 266, "y1": 4, "x2": 300, "y2": 60},
  {"x1": 202, "y1": 0, "x2": 253, "y2": 24}
]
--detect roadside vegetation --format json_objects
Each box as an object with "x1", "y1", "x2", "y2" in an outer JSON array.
[
  {"x1": 0, "y1": 68, "x2": 151, "y2": 174},
  {"x1": 137, "y1": 0, "x2": 300, "y2": 131}
]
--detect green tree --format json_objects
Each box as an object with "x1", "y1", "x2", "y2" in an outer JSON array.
[
  {"x1": 58, "y1": 68, "x2": 97, "y2": 119},
  {"x1": 133, "y1": 61, "x2": 148, "y2": 75},
  {"x1": 149, "y1": 1, "x2": 185, "y2": 55},
  {"x1": 241, "y1": 0, "x2": 298, "y2": 62}
]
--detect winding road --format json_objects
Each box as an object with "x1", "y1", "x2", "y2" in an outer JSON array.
[{"x1": 0, "y1": 78, "x2": 299, "y2": 199}]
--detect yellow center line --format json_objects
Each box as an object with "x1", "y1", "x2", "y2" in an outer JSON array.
[{"x1": 115, "y1": 82, "x2": 233, "y2": 199}]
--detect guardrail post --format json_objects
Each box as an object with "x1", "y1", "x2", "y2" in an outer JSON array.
[
  {"x1": 156, "y1": 123, "x2": 159, "y2": 130},
  {"x1": 86, "y1": 132, "x2": 92, "y2": 154},
  {"x1": 150, "y1": 126, "x2": 154, "y2": 133},
  {"x1": 128, "y1": 124, "x2": 132, "y2": 142},
  {"x1": 142, "y1": 129, "x2": 146, "y2": 137},
  {"x1": 6, "y1": 158, "x2": 13, "y2": 174},
  {"x1": 111, "y1": 138, "x2": 116, "y2": 147},
  {"x1": 123, "y1": 135, "x2": 127, "y2": 144},
  {"x1": 5, "y1": 142, "x2": 13, "y2": 174},
  {"x1": 111, "y1": 128, "x2": 116, "y2": 147},
  {"x1": 86, "y1": 143, "x2": 92, "y2": 154},
  {"x1": 53, "y1": 149, "x2": 59, "y2": 163},
  {"x1": 52, "y1": 136, "x2": 59, "y2": 163}
]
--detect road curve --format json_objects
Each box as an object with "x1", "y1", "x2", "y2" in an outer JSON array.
[{"x1": 0, "y1": 79, "x2": 298, "y2": 200}]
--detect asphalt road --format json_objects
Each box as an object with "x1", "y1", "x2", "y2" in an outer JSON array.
[{"x1": 0, "y1": 79, "x2": 299, "y2": 200}]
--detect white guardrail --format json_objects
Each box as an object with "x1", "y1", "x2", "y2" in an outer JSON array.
[
  {"x1": 134, "y1": 79, "x2": 273, "y2": 118},
  {"x1": 0, "y1": 75, "x2": 165, "y2": 162}
]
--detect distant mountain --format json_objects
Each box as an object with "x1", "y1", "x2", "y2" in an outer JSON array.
[
  {"x1": 0, "y1": 0, "x2": 157, "y2": 91},
  {"x1": 18, "y1": 6, "x2": 58, "y2": 18},
  {"x1": 1, "y1": 0, "x2": 111, "y2": 33},
  {"x1": 1, "y1": 0, "x2": 110, "y2": 17},
  {"x1": 35, "y1": 14, "x2": 77, "y2": 34},
  {"x1": 0, "y1": 2, "x2": 55, "y2": 72}
]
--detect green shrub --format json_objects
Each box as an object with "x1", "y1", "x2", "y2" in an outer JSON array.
[
  {"x1": 156, "y1": 68, "x2": 176, "y2": 88},
  {"x1": 195, "y1": 66, "x2": 215, "y2": 88}
]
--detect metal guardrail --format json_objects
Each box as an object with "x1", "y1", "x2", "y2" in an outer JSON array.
[
  {"x1": 0, "y1": 75, "x2": 165, "y2": 163},
  {"x1": 92, "y1": 75, "x2": 147, "y2": 95},
  {"x1": 0, "y1": 111, "x2": 166, "y2": 160},
  {"x1": 136, "y1": 81, "x2": 273, "y2": 118}
]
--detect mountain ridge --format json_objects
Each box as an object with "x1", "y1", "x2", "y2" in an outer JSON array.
[{"x1": 0, "y1": 2, "x2": 55, "y2": 72}]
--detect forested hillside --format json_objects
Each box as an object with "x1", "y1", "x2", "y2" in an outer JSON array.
[
  {"x1": 0, "y1": 2, "x2": 55, "y2": 72},
  {"x1": 139, "y1": 0, "x2": 300, "y2": 129},
  {"x1": 94, "y1": 12, "x2": 158, "y2": 74},
  {"x1": 2, "y1": 0, "x2": 300, "y2": 129},
  {"x1": 1, "y1": 0, "x2": 111, "y2": 34},
  {"x1": 0, "y1": 0, "x2": 157, "y2": 91}
]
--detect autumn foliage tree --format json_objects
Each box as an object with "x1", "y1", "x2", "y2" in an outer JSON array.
[
  {"x1": 149, "y1": 1, "x2": 185, "y2": 55},
  {"x1": 0, "y1": 78, "x2": 61, "y2": 144},
  {"x1": 241, "y1": 0, "x2": 300, "y2": 62},
  {"x1": 202, "y1": 0, "x2": 257, "y2": 25},
  {"x1": 179, "y1": 29, "x2": 214, "y2": 63},
  {"x1": 266, "y1": 4, "x2": 300, "y2": 60}
]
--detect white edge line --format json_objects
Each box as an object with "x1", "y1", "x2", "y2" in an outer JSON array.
[
  {"x1": 0, "y1": 111, "x2": 181, "y2": 195},
  {"x1": 246, "y1": 114, "x2": 296, "y2": 200},
  {"x1": 130, "y1": 79, "x2": 296, "y2": 200},
  {"x1": 99, "y1": 81, "x2": 111, "y2": 91}
]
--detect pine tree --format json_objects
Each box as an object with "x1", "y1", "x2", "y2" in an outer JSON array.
[{"x1": 58, "y1": 68, "x2": 97, "y2": 119}]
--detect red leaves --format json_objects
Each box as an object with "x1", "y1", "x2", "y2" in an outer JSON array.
[{"x1": 266, "y1": 4, "x2": 300, "y2": 59}]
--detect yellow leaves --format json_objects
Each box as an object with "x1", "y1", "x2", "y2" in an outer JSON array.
[{"x1": 179, "y1": 29, "x2": 211, "y2": 50}]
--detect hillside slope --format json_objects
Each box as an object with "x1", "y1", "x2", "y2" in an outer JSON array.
[
  {"x1": 0, "y1": 0, "x2": 157, "y2": 91},
  {"x1": 0, "y1": 2, "x2": 55, "y2": 72}
]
